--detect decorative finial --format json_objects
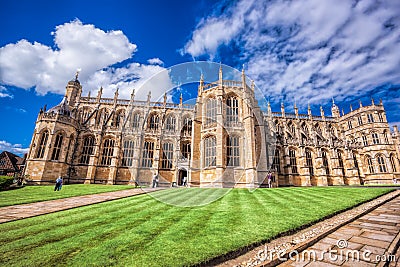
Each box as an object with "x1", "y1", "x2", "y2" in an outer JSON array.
[
  {"x1": 163, "y1": 92, "x2": 167, "y2": 105},
  {"x1": 147, "y1": 91, "x2": 151, "y2": 103},
  {"x1": 332, "y1": 97, "x2": 335, "y2": 105},
  {"x1": 130, "y1": 89, "x2": 135, "y2": 100},
  {"x1": 179, "y1": 93, "x2": 183, "y2": 105},
  {"x1": 379, "y1": 98, "x2": 383, "y2": 105},
  {"x1": 342, "y1": 109, "x2": 345, "y2": 116},
  {"x1": 75, "y1": 69, "x2": 80, "y2": 81},
  {"x1": 359, "y1": 100, "x2": 362, "y2": 108},
  {"x1": 350, "y1": 104, "x2": 353, "y2": 111},
  {"x1": 371, "y1": 97, "x2": 375, "y2": 105}
]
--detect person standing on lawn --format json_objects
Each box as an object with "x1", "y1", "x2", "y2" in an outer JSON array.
[
  {"x1": 267, "y1": 171, "x2": 272, "y2": 188},
  {"x1": 54, "y1": 176, "x2": 63, "y2": 191}
]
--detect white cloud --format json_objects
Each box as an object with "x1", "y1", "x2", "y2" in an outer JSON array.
[
  {"x1": 0, "y1": 19, "x2": 173, "y2": 100},
  {"x1": 0, "y1": 85, "x2": 12, "y2": 98},
  {"x1": 183, "y1": 0, "x2": 400, "y2": 108},
  {"x1": 84, "y1": 62, "x2": 174, "y2": 101},
  {"x1": 0, "y1": 140, "x2": 29, "y2": 155},
  {"x1": 147, "y1": 58, "x2": 164, "y2": 65}
]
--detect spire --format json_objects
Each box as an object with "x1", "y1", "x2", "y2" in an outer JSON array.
[
  {"x1": 75, "y1": 70, "x2": 80, "y2": 81},
  {"x1": 179, "y1": 93, "x2": 183, "y2": 106},
  {"x1": 163, "y1": 92, "x2": 167, "y2": 106},
  {"x1": 147, "y1": 91, "x2": 151, "y2": 104},
  {"x1": 267, "y1": 100, "x2": 272, "y2": 116},
  {"x1": 294, "y1": 101, "x2": 299, "y2": 118},
  {"x1": 331, "y1": 97, "x2": 340, "y2": 118},
  {"x1": 359, "y1": 100, "x2": 363, "y2": 108},
  {"x1": 198, "y1": 73, "x2": 204, "y2": 96},
  {"x1": 320, "y1": 106, "x2": 325, "y2": 117},
  {"x1": 130, "y1": 89, "x2": 135, "y2": 101},
  {"x1": 87, "y1": 91, "x2": 91, "y2": 98},
  {"x1": 342, "y1": 109, "x2": 345, "y2": 116},
  {"x1": 241, "y1": 64, "x2": 246, "y2": 89},
  {"x1": 371, "y1": 97, "x2": 375, "y2": 106},
  {"x1": 379, "y1": 98, "x2": 383, "y2": 105},
  {"x1": 114, "y1": 88, "x2": 119, "y2": 100},
  {"x1": 350, "y1": 104, "x2": 353, "y2": 111},
  {"x1": 281, "y1": 101, "x2": 285, "y2": 117},
  {"x1": 308, "y1": 103, "x2": 312, "y2": 119},
  {"x1": 219, "y1": 63, "x2": 223, "y2": 85},
  {"x1": 96, "y1": 86, "x2": 103, "y2": 102}
]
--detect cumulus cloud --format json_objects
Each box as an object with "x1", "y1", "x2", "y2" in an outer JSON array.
[
  {"x1": 0, "y1": 85, "x2": 12, "y2": 98},
  {"x1": 147, "y1": 58, "x2": 164, "y2": 65},
  {"x1": 183, "y1": 0, "x2": 400, "y2": 108},
  {"x1": 0, "y1": 140, "x2": 29, "y2": 155},
  {"x1": 0, "y1": 19, "x2": 173, "y2": 100},
  {"x1": 84, "y1": 62, "x2": 174, "y2": 101}
]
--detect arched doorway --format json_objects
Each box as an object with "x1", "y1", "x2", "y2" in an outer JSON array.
[{"x1": 178, "y1": 169, "x2": 188, "y2": 186}]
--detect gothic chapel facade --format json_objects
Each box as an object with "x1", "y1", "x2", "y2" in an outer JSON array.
[{"x1": 24, "y1": 69, "x2": 400, "y2": 187}]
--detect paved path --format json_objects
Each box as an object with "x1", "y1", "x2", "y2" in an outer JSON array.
[
  {"x1": 0, "y1": 187, "x2": 162, "y2": 224},
  {"x1": 279, "y1": 195, "x2": 400, "y2": 267}
]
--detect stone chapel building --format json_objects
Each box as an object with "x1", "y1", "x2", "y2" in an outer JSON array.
[{"x1": 23, "y1": 68, "x2": 400, "y2": 187}]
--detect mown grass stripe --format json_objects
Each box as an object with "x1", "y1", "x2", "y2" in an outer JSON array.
[{"x1": 0, "y1": 187, "x2": 393, "y2": 267}]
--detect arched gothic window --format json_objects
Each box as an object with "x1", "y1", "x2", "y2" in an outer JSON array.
[
  {"x1": 383, "y1": 130, "x2": 389, "y2": 144},
  {"x1": 97, "y1": 109, "x2": 109, "y2": 126},
  {"x1": 226, "y1": 135, "x2": 240, "y2": 166},
  {"x1": 100, "y1": 139, "x2": 115, "y2": 166},
  {"x1": 161, "y1": 142, "x2": 174, "y2": 169},
  {"x1": 372, "y1": 132, "x2": 380, "y2": 144},
  {"x1": 131, "y1": 112, "x2": 141, "y2": 129},
  {"x1": 390, "y1": 154, "x2": 397, "y2": 172},
  {"x1": 366, "y1": 156, "x2": 374, "y2": 174},
  {"x1": 226, "y1": 96, "x2": 239, "y2": 124},
  {"x1": 80, "y1": 136, "x2": 95, "y2": 164},
  {"x1": 362, "y1": 135, "x2": 368, "y2": 146},
  {"x1": 181, "y1": 142, "x2": 191, "y2": 160},
  {"x1": 115, "y1": 111, "x2": 125, "y2": 128},
  {"x1": 322, "y1": 150, "x2": 330, "y2": 175},
  {"x1": 36, "y1": 130, "x2": 49, "y2": 159},
  {"x1": 141, "y1": 141, "x2": 154, "y2": 167},
  {"x1": 165, "y1": 115, "x2": 176, "y2": 132},
  {"x1": 122, "y1": 139, "x2": 135, "y2": 167},
  {"x1": 206, "y1": 98, "x2": 217, "y2": 126},
  {"x1": 377, "y1": 155, "x2": 387, "y2": 173},
  {"x1": 204, "y1": 136, "x2": 216, "y2": 167},
  {"x1": 51, "y1": 133, "x2": 64, "y2": 161},
  {"x1": 272, "y1": 149, "x2": 281, "y2": 173},
  {"x1": 148, "y1": 113, "x2": 159, "y2": 130},
  {"x1": 181, "y1": 117, "x2": 192, "y2": 136},
  {"x1": 289, "y1": 149, "x2": 298, "y2": 174},
  {"x1": 305, "y1": 149, "x2": 314, "y2": 176}
]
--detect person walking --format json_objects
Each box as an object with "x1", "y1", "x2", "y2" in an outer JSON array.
[
  {"x1": 152, "y1": 173, "x2": 158, "y2": 188},
  {"x1": 54, "y1": 176, "x2": 63, "y2": 191},
  {"x1": 267, "y1": 171, "x2": 272, "y2": 188}
]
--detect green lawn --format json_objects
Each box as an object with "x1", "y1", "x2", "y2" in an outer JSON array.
[
  {"x1": 0, "y1": 187, "x2": 393, "y2": 266},
  {"x1": 0, "y1": 184, "x2": 136, "y2": 207}
]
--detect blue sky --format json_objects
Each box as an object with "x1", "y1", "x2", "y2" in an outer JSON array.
[{"x1": 1, "y1": 0, "x2": 399, "y2": 155}]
